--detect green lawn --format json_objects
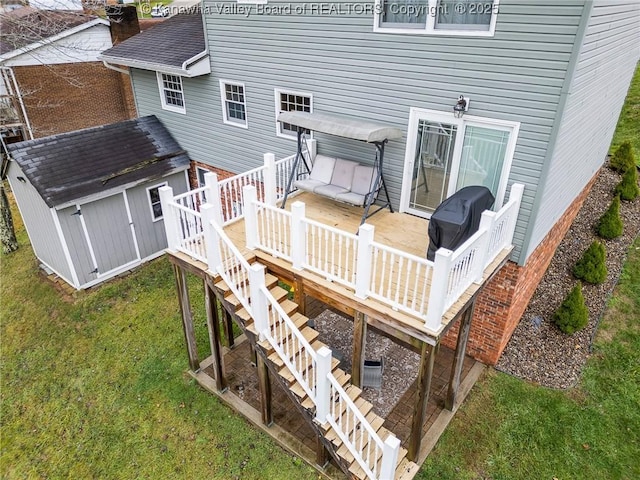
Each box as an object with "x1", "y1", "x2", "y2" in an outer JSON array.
[
  {"x1": 611, "y1": 64, "x2": 640, "y2": 165},
  {"x1": 419, "y1": 238, "x2": 640, "y2": 480},
  {"x1": 0, "y1": 202, "x2": 317, "y2": 479}
]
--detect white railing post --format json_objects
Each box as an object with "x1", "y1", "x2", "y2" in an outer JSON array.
[
  {"x1": 200, "y1": 204, "x2": 220, "y2": 273},
  {"x1": 355, "y1": 224, "x2": 375, "y2": 299},
  {"x1": 159, "y1": 186, "x2": 180, "y2": 252},
  {"x1": 314, "y1": 346, "x2": 332, "y2": 424},
  {"x1": 248, "y1": 263, "x2": 268, "y2": 340},
  {"x1": 506, "y1": 183, "x2": 525, "y2": 246},
  {"x1": 204, "y1": 172, "x2": 224, "y2": 225},
  {"x1": 290, "y1": 201, "x2": 306, "y2": 270},
  {"x1": 243, "y1": 185, "x2": 259, "y2": 250},
  {"x1": 425, "y1": 248, "x2": 453, "y2": 330},
  {"x1": 263, "y1": 153, "x2": 277, "y2": 206},
  {"x1": 380, "y1": 435, "x2": 401, "y2": 480}
]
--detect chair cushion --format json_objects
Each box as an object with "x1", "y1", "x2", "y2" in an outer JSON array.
[
  {"x1": 294, "y1": 179, "x2": 326, "y2": 192},
  {"x1": 335, "y1": 191, "x2": 367, "y2": 206},
  {"x1": 313, "y1": 184, "x2": 350, "y2": 199},
  {"x1": 308, "y1": 155, "x2": 336, "y2": 184},
  {"x1": 350, "y1": 165, "x2": 377, "y2": 196},
  {"x1": 330, "y1": 159, "x2": 358, "y2": 190}
]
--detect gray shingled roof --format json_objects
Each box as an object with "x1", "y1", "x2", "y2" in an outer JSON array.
[
  {"x1": 100, "y1": 13, "x2": 204, "y2": 69},
  {"x1": 7, "y1": 116, "x2": 190, "y2": 207}
]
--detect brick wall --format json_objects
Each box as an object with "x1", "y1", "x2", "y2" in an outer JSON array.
[
  {"x1": 442, "y1": 170, "x2": 600, "y2": 365},
  {"x1": 13, "y1": 62, "x2": 137, "y2": 139}
]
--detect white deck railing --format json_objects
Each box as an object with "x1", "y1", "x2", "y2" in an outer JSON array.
[
  {"x1": 161, "y1": 150, "x2": 524, "y2": 333},
  {"x1": 188, "y1": 198, "x2": 400, "y2": 480}
]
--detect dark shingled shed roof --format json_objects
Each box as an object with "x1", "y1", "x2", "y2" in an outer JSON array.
[
  {"x1": 7, "y1": 116, "x2": 190, "y2": 208},
  {"x1": 100, "y1": 13, "x2": 205, "y2": 69}
]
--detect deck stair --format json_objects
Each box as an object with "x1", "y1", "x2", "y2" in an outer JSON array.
[{"x1": 212, "y1": 268, "x2": 420, "y2": 480}]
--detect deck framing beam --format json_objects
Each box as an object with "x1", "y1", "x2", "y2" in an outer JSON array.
[
  {"x1": 408, "y1": 341, "x2": 436, "y2": 461},
  {"x1": 446, "y1": 302, "x2": 475, "y2": 410},
  {"x1": 173, "y1": 264, "x2": 199, "y2": 371},
  {"x1": 204, "y1": 279, "x2": 228, "y2": 392}
]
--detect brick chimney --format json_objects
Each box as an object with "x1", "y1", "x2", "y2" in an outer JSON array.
[{"x1": 106, "y1": 5, "x2": 140, "y2": 45}]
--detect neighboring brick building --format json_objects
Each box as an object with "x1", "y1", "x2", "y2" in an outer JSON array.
[{"x1": 0, "y1": 6, "x2": 137, "y2": 139}]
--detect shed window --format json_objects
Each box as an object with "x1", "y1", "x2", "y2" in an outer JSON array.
[
  {"x1": 375, "y1": 0, "x2": 498, "y2": 36},
  {"x1": 147, "y1": 183, "x2": 167, "y2": 221},
  {"x1": 219, "y1": 80, "x2": 247, "y2": 128},
  {"x1": 157, "y1": 73, "x2": 186, "y2": 114},
  {"x1": 275, "y1": 89, "x2": 313, "y2": 139}
]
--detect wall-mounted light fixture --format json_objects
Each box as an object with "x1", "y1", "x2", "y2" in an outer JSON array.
[
  {"x1": 453, "y1": 95, "x2": 470, "y2": 118},
  {"x1": 16, "y1": 176, "x2": 26, "y2": 183}
]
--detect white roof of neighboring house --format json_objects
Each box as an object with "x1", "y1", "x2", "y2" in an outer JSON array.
[{"x1": 0, "y1": 7, "x2": 111, "y2": 66}]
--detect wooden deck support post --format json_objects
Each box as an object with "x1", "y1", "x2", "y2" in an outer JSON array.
[
  {"x1": 222, "y1": 303, "x2": 235, "y2": 349},
  {"x1": 293, "y1": 275, "x2": 306, "y2": 316},
  {"x1": 256, "y1": 353, "x2": 273, "y2": 426},
  {"x1": 352, "y1": 310, "x2": 367, "y2": 388},
  {"x1": 316, "y1": 437, "x2": 330, "y2": 469},
  {"x1": 408, "y1": 341, "x2": 436, "y2": 461},
  {"x1": 446, "y1": 302, "x2": 475, "y2": 410},
  {"x1": 205, "y1": 279, "x2": 227, "y2": 392},
  {"x1": 173, "y1": 264, "x2": 199, "y2": 371}
]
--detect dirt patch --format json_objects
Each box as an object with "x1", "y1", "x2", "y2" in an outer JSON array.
[{"x1": 496, "y1": 164, "x2": 640, "y2": 388}]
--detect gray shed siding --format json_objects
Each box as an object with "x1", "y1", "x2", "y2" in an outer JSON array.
[
  {"x1": 126, "y1": 171, "x2": 189, "y2": 259},
  {"x1": 6, "y1": 163, "x2": 74, "y2": 284},
  {"x1": 55, "y1": 171, "x2": 189, "y2": 288},
  {"x1": 57, "y1": 204, "x2": 97, "y2": 286},
  {"x1": 130, "y1": 0, "x2": 592, "y2": 262},
  {"x1": 524, "y1": 0, "x2": 640, "y2": 259}
]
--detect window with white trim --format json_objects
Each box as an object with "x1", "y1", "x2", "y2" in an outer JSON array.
[
  {"x1": 196, "y1": 166, "x2": 209, "y2": 187},
  {"x1": 375, "y1": 0, "x2": 499, "y2": 36},
  {"x1": 219, "y1": 80, "x2": 247, "y2": 128},
  {"x1": 157, "y1": 73, "x2": 185, "y2": 113},
  {"x1": 275, "y1": 89, "x2": 313, "y2": 139},
  {"x1": 147, "y1": 183, "x2": 167, "y2": 221}
]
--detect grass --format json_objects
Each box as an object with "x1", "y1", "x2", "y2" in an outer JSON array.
[
  {"x1": 419, "y1": 237, "x2": 640, "y2": 480},
  {"x1": 0, "y1": 195, "x2": 317, "y2": 479},
  {"x1": 611, "y1": 64, "x2": 640, "y2": 165}
]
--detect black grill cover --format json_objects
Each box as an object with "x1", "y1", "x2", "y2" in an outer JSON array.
[{"x1": 427, "y1": 186, "x2": 495, "y2": 261}]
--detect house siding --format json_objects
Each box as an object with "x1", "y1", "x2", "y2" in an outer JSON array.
[
  {"x1": 6, "y1": 163, "x2": 74, "y2": 283},
  {"x1": 127, "y1": 172, "x2": 189, "y2": 259},
  {"x1": 130, "y1": 0, "x2": 591, "y2": 262},
  {"x1": 524, "y1": 0, "x2": 640, "y2": 259}
]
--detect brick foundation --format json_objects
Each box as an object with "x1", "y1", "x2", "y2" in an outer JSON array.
[
  {"x1": 13, "y1": 62, "x2": 136, "y2": 138},
  {"x1": 442, "y1": 170, "x2": 601, "y2": 365}
]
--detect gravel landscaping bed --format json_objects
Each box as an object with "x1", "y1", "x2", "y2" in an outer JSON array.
[{"x1": 496, "y1": 164, "x2": 640, "y2": 388}]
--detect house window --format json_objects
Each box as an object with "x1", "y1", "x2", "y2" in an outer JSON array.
[
  {"x1": 219, "y1": 80, "x2": 248, "y2": 128},
  {"x1": 275, "y1": 89, "x2": 313, "y2": 139},
  {"x1": 147, "y1": 183, "x2": 167, "y2": 221},
  {"x1": 375, "y1": 0, "x2": 499, "y2": 36},
  {"x1": 157, "y1": 73, "x2": 186, "y2": 114},
  {"x1": 197, "y1": 167, "x2": 209, "y2": 187}
]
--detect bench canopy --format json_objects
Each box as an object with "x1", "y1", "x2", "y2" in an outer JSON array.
[{"x1": 277, "y1": 111, "x2": 403, "y2": 143}]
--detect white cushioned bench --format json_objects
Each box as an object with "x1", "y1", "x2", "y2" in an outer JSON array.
[{"x1": 294, "y1": 154, "x2": 377, "y2": 207}]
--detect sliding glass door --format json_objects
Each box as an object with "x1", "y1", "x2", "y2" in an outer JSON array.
[{"x1": 401, "y1": 109, "x2": 519, "y2": 218}]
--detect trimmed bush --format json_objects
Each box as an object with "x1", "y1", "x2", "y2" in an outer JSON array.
[
  {"x1": 614, "y1": 166, "x2": 639, "y2": 201},
  {"x1": 553, "y1": 282, "x2": 589, "y2": 334},
  {"x1": 573, "y1": 241, "x2": 607, "y2": 284},
  {"x1": 597, "y1": 195, "x2": 623, "y2": 239},
  {"x1": 610, "y1": 141, "x2": 636, "y2": 173}
]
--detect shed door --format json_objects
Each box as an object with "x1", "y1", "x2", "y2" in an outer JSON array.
[{"x1": 80, "y1": 193, "x2": 139, "y2": 276}]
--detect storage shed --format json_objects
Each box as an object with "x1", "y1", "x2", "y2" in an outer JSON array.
[{"x1": 5, "y1": 115, "x2": 190, "y2": 289}]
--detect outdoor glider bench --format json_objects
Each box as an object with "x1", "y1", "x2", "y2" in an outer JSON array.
[
  {"x1": 278, "y1": 111, "x2": 404, "y2": 225},
  {"x1": 293, "y1": 154, "x2": 377, "y2": 207}
]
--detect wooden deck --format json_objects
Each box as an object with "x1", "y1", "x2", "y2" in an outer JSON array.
[{"x1": 223, "y1": 192, "x2": 511, "y2": 345}]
